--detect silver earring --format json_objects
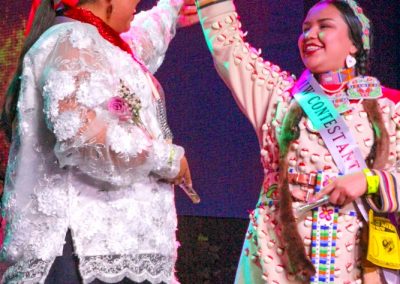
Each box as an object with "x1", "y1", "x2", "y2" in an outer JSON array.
[{"x1": 346, "y1": 54, "x2": 357, "y2": 68}]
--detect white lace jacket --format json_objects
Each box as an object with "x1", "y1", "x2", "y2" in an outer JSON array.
[{"x1": 1, "y1": 1, "x2": 184, "y2": 283}]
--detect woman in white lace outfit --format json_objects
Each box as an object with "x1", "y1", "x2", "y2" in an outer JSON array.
[{"x1": 0, "y1": 0, "x2": 197, "y2": 283}]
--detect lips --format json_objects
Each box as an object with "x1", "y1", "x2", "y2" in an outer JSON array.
[{"x1": 303, "y1": 43, "x2": 324, "y2": 56}]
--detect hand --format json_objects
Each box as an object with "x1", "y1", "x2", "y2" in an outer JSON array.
[
  {"x1": 177, "y1": 0, "x2": 199, "y2": 28},
  {"x1": 171, "y1": 155, "x2": 192, "y2": 186},
  {"x1": 313, "y1": 171, "x2": 367, "y2": 206}
]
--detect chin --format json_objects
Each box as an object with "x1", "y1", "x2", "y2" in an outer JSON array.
[
  {"x1": 307, "y1": 66, "x2": 329, "y2": 74},
  {"x1": 303, "y1": 61, "x2": 331, "y2": 74}
]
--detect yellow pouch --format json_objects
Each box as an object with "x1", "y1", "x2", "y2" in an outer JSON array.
[{"x1": 367, "y1": 210, "x2": 400, "y2": 270}]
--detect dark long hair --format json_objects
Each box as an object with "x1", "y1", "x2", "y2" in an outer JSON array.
[
  {"x1": 0, "y1": 0, "x2": 96, "y2": 141},
  {"x1": 278, "y1": 1, "x2": 389, "y2": 281}
]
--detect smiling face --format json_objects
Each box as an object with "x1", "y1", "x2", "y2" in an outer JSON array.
[
  {"x1": 107, "y1": 0, "x2": 141, "y2": 33},
  {"x1": 298, "y1": 3, "x2": 358, "y2": 74}
]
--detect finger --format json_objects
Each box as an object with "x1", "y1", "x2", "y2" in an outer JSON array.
[
  {"x1": 188, "y1": 15, "x2": 200, "y2": 25},
  {"x1": 314, "y1": 182, "x2": 335, "y2": 200},
  {"x1": 336, "y1": 194, "x2": 346, "y2": 206},
  {"x1": 178, "y1": 15, "x2": 199, "y2": 27},
  {"x1": 342, "y1": 196, "x2": 353, "y2": 206},
  {"x1": 173, "y1": 177, "x2": 183, "y2": 186},
  {"x1": 183, "y1": 168, "x2": 192, "y2": 187},
  {"x1": 329, "y1": 189, "x2": 341, "y2": 205},
  {"x1": 181, "y1": 5, "x2": 197, "y2": 15}
]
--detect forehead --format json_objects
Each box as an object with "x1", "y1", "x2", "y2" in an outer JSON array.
[{"x1": 304, "y1": 3, "x2": 345, "y2": 24}]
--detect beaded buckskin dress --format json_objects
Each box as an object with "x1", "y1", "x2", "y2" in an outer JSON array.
[{"x1": 198, "y1": 1, "x2": 400, "y2": 283}]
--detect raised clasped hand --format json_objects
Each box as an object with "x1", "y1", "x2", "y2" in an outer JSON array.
[
  {"x1": 177, "y1": 0, "x2": 199, "y2": 28},
  {"x1": 312, "y1": 171, "x2": 367, "y2": 206}
]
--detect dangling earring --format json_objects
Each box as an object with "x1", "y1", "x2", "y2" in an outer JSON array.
[{"x1": 346, "y1": 54, "x2": 357, "y2": 68}]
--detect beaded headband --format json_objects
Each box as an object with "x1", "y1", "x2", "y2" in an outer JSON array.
[{"x1": 342, "y1": 0, "x2": 371, "y2": 50}]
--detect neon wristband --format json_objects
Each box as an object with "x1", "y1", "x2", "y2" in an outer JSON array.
[{"x1": 363, "y1": 168, "x2": 379, "y2": 195}]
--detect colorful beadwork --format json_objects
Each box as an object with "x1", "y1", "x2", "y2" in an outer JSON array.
[{"x1": 311, "y1": 172, "x2": 339, "y2": 284}]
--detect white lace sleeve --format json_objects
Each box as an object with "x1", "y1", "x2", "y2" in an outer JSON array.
[
  {"x1": 121, "y1": 0, "x2": 183, "y2": 73},
  {"x1": 41, "y1": 27, "x2": 184, "y2": 186}
]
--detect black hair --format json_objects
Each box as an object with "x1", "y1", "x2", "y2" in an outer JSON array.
[
  {"x1": 1, "y1": 0, "x2": 96, "y2": 140},
  {"x1": 319, "y1": 0, "x2": 372, "y2": 76}
]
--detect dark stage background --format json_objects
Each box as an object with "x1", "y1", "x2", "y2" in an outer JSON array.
[
  {"x1": 0, "y1": 0, "x2": 399, "y2": 282},
  {"x1": 1, "y1": 1, "x2": 399, "y2": 219}
]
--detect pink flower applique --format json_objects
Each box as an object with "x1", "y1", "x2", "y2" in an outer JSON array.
[
  {"x1": 108, "y1": 96, "x2": 131, "y2": 121},
  {"x1": 319, "y1": 206, "x2": 333, "y2": 221},
  {"x1": 108, "y1": 80, "x2": 142, "y2": 124}
]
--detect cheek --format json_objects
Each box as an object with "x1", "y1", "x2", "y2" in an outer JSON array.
[{"x1": 298, "y1": 35, "x2": 304, "y2": 55}]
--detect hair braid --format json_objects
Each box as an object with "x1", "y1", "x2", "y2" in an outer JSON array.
[
  {"x1": 278, "y1": 103, "x2": 316, "y2": 281},
  {"x1": 277, "y1": 99, "x2": 388, "y2": 281}
]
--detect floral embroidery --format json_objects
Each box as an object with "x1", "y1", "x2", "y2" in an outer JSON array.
[
  {"x1": 53, "y1": 111, "x2": 83, "y2": 141},
  {"x1": 106, "y1": 124, "x2": 151, "y2": 156},
  {"x1": 69, "y1": 28, "x2": 93, "y2": 49},
  {"x1": 76, "y1": 72, "x2": 113, "y2": 108},
  {"x1": 319, "y1": 206, "x2": 334, "y2": 221}
]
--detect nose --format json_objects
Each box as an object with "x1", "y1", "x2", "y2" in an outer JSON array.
[{"x1": 304, "y1": 27, "x2": 318, "y2": 40}]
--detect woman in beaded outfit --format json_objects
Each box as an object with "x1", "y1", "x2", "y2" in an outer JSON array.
[
  {"x1": 0, "y1": 0, "x2": 198, "y2": 283},
  {"x1": 196, "y1": 0, "x2": 399, "y2": 283}
]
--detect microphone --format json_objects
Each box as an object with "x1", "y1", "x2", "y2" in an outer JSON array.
[
  {"x1": 294, "y1": 195, "x2": 329, "y2": 219},
  {"x1": 179, "y1": 183, "x2": 201, "y2": 204}
]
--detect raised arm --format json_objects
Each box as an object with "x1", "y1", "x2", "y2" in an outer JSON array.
[
  {"x1": 38, "y1": 27, "x2": 184, "y2": 186},
  {"x1": 121, "y1": 0, "x2": 183, "y2": 74},
  {"x1": 197, "y1": 0, "x2": 294, "y2": 134}
]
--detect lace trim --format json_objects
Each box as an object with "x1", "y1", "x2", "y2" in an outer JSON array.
[
  {"x1": 79, "y1": 254, "x2": 175, "y2": 284},
  {"x1": 1, "y1": 259, "x2": 54, "y2": 284}
]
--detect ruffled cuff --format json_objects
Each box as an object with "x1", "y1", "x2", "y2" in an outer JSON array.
[
  {"x1": 365, "y1": 170, "x2": 399, "y2": 213},
  {"x1": 152, "y1": 141, "x2": 184, "y2": 179}
]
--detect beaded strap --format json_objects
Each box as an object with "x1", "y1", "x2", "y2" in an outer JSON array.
[{"x1": 310, "y1": 172, "x2": 339, "y2": 284}]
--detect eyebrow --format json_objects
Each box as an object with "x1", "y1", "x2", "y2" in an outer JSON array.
[{"x1": 303, "y1": 18, "x2": 336, "y2": 26}]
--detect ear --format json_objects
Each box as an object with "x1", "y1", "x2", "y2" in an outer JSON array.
[{"x1": 349, "y1": 43, "x2": 358, "y2": 55}]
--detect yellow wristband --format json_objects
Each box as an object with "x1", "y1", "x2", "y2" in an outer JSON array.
[{"x1": 363, "y1": 168, "x2": 379, "y2": 195}]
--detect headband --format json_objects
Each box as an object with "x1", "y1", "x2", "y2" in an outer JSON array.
[{"x1": 342, "y1": 0, "x2": 371, "y2": 50}]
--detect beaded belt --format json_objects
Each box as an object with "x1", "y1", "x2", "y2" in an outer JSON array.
[{"x1": 287, "y1": 172, "x2": 318, "y2": 186}]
